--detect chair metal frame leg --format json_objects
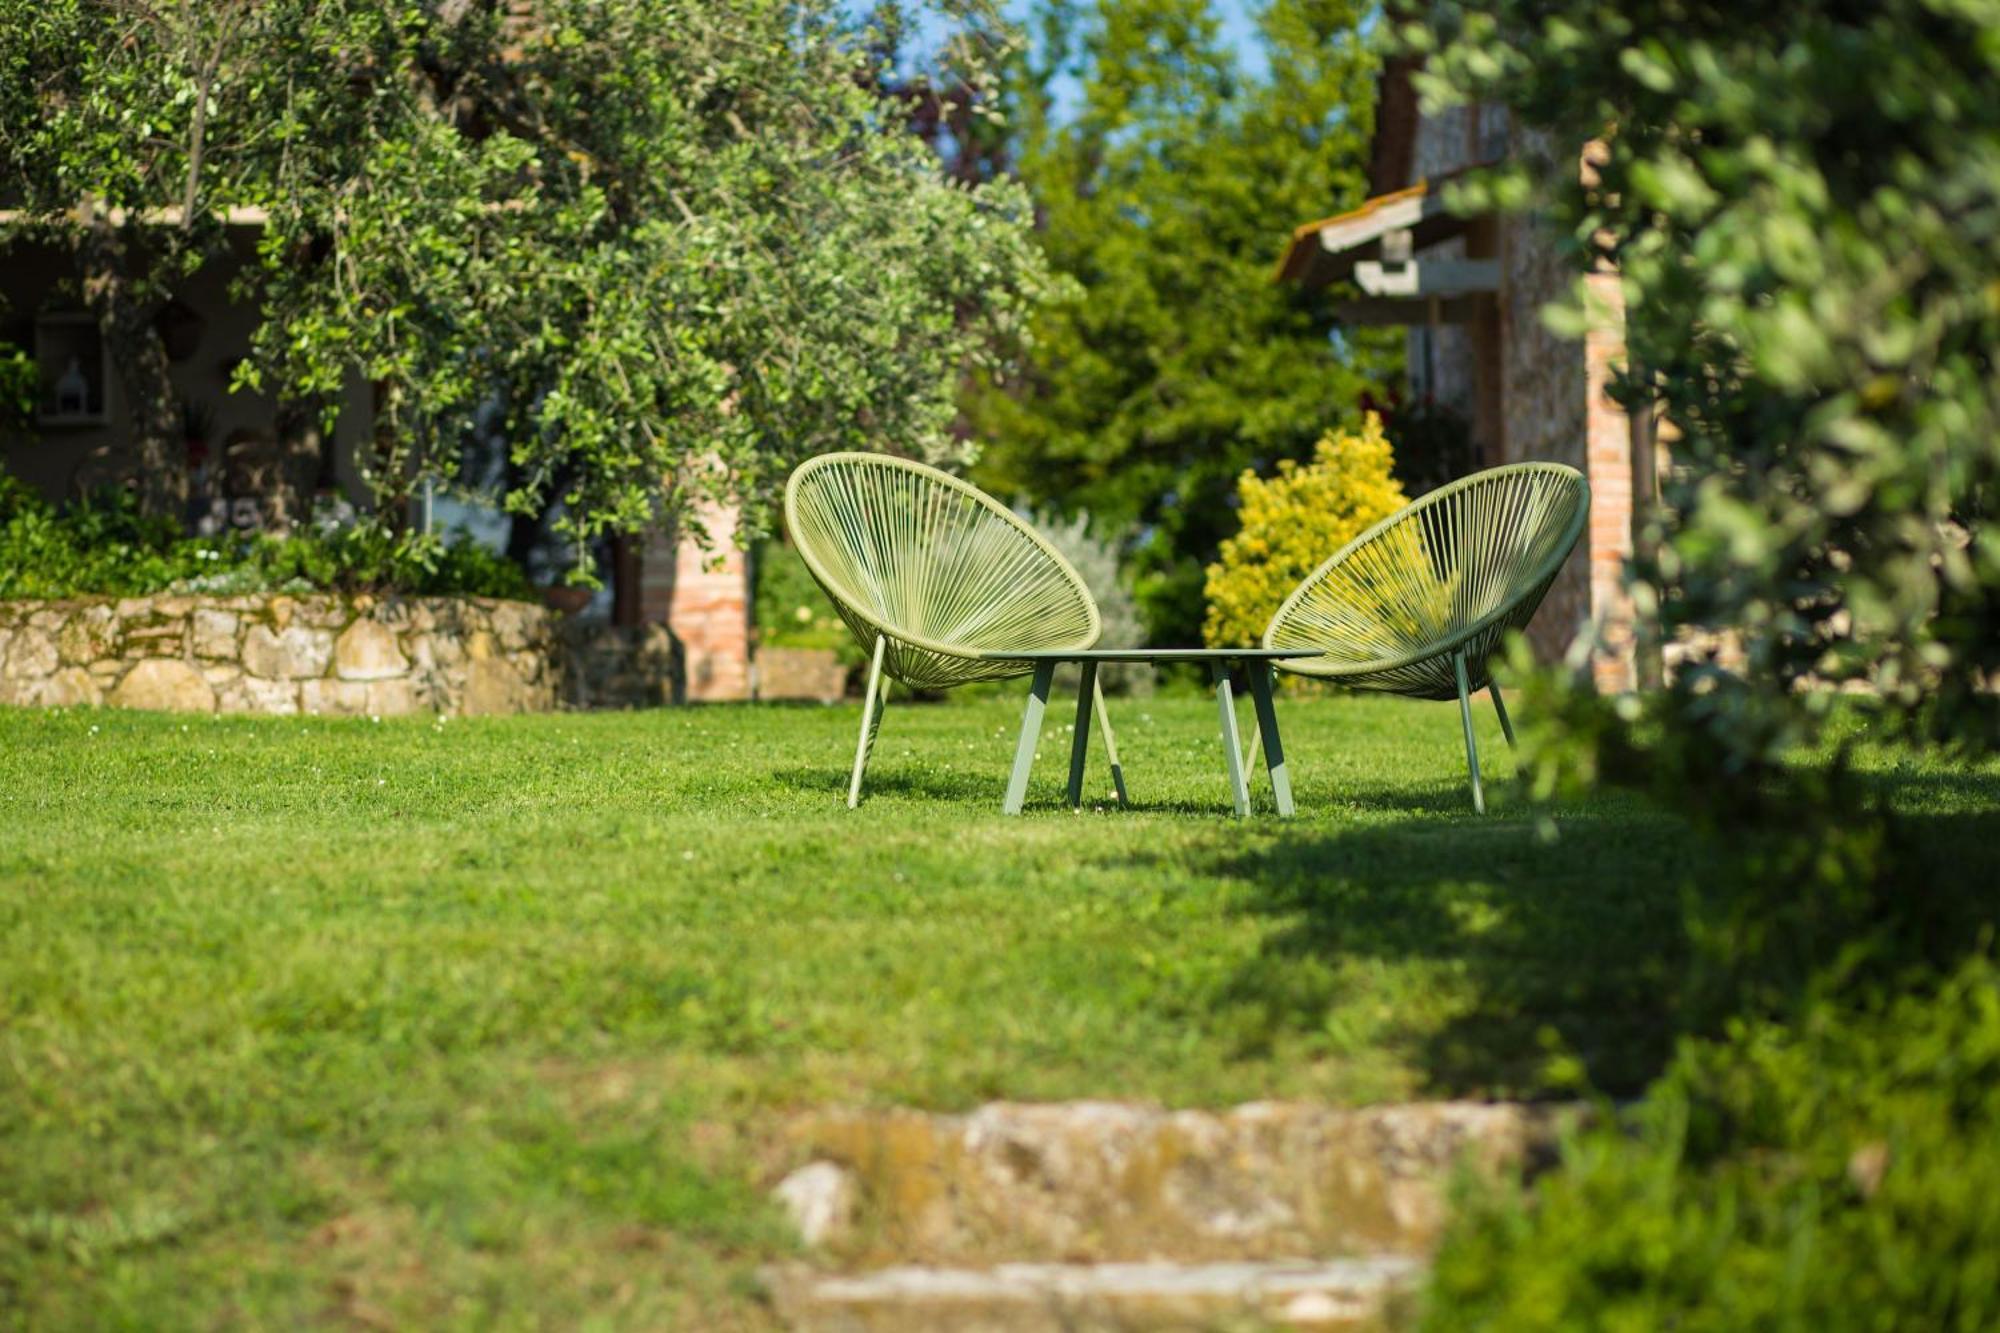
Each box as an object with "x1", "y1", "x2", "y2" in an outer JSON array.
[
  {"x1": 1066, "y1": 661, "x2": 1098, "y2": 809},
  {"x1": 1003, "y1": 661, "x2": 1057, "y2": 815},
  {"x1": 1246, "y1": 661, "x2": 1295, "y2": 818},
  {"x1": 1489, "y1": 681, "x2": 1517, "y2": 749},
  {"x1": 848, "y1": 637, "x2": 889, "y2": 809},
  {"x1": 1454, "y1": 649, "x2": 1485, "y2": 814},
  {"x1": 1212, "y1": 660, "x2": 1251, "y2": 818},
  {"x1": 1091, "y1": 674, "x2": 1129, "y2": 807}
]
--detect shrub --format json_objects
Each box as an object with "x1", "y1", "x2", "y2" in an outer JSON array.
[
  {"x1": 1025, "y1": 507, "x2": 1152, "y2": 696},
  {"x1": 0, "y1": 340, "x2": 32, "y2": 428},
  {"x1": 1420, "y1": 953, "x2": 2000, "y2": 1332},
  {"x1": 0, "y1": 473, "x2": 533, "y2": 601},
  {"x1": 1202, "y1": 413, "x2": 1407, "y2": 649}
]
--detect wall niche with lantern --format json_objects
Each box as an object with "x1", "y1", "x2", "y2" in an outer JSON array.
[{"x1": 34, "y1": 312, "x2": 108, "y2": 427}]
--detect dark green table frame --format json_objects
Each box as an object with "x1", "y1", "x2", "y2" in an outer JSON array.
[{"x1": 980, "y1": 648, "x2": 1323, "y2": 818}]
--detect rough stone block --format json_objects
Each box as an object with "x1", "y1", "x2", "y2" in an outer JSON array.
[
  {"x1": 5, "y1": 626, "x2": 58, "y2": 679},
  {"x1": 18, "y1": 667, "x2": 103, "y2": 709},
  {"x1": 192, "y1": 609, "x2": 241, "y2": 659},
  {"x1": 300, "y1": 678, "x2": 370, "y2": 717},
  {"x1": 217, "y1": 674, "x2": 300, "y2": 716},
  {"x1": 242, "y1": 624, "x2": 334, "y2": 680},
  {"x1": 489, "y1": 601, "x2": 537, "y2": 653},
  {"x1": 364, "y1": 677, "x2": 419, "y2": 716},
  {"x1": 783, "y1": 1101, "x2": 1568, "y2": 1267},
  {"x1": 109, "y1": 659, "x2": 216, "y2": 713},
  {"x1": 334, "y1": 619, "x2": 409, "y2": 681},
  {"x1": 57, "y1": 605, "x2": 118, "y2": 664},
  {"x1": 463, "y1": 657, "x2": 532, "y2": 716},
  {"x1": 767, "y1": 1257, "x2": 1421, "y2": 1333},
  {"x1": 121, "y1": 620, "x2": 187, "y2": 656}
]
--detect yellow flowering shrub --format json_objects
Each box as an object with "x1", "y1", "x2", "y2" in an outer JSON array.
[{"x1": 1202, "y1": 413, "x2": 1407, "y2": 647}]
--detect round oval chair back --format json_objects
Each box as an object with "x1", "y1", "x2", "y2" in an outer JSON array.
[
  {"x1": 1261, "y1": 461, "x2": 1589, "y2": 812},
  {"x1": 785, "y1": 452, "x2": 1103, "y2": 807},
  {"x1": 785, "y1": 452, "x2": 1101, "y2": 689}
]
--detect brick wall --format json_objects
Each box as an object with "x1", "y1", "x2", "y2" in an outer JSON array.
[
  {"x1": 1581, "y1": 271, "x2": 1637, "y2": 692},
  {"x1": 634, "y1": 499, "x2": 750, "y2": 703}
]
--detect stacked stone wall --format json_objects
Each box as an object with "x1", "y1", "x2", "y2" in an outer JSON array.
[{"x1": 0, "y1": 595, "x2": 558, "y2": 716}]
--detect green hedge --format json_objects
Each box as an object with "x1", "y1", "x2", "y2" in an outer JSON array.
[
  {"x1": 0, "y1": 472, "x2": 533, "y2": 602},
  {"x1": 1421, "y1": 954, "x2": 2000, "y2": 1331}
]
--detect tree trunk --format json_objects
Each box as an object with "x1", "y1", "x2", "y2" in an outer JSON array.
[{"x1": 78, "y1": 214, "x2": 185, "y2": 519}]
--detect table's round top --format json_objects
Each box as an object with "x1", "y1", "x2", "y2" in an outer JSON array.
[{"x1": 977, "y1": 647, "x2": 1323, "y2": 664}]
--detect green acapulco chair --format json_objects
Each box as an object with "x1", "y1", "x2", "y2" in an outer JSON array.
[
  {"x1": 1261, "y1": 462, "x2": 1590, "y2": 813},
  {"x1": 784, "y1": 451, "x2": 1111, "y2": 808}
]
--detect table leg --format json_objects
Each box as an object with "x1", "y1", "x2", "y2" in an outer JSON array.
[
  {"x1": 1211, "y1": 660, "x2": 1250, "y2": 818},
  {"x1": 1247, "y1": 661, "x2": 1295, "y2": 818},
  {"x1": 1092, "y1": 675, "x2": 1129, "y2": 807},
  {"x1": 1003, "y1": 661, "x2": 1056, "y2": 816},
  {"x1": 1066, "y1": 661, "x2": 1097, "y2": 809}
]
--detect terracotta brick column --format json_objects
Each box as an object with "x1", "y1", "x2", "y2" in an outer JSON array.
[
  {"x1": 1581, "y1": 271, "x2": 1637, "y2": 693},
  {"x1": 635, "y1": 499, "x2": 751, "y2": 703}
]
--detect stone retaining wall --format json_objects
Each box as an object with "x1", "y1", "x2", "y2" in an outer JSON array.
[
  {"x1": 561, "y1": 621, "x2": 681, "y2": 709},
  {"x1": 0, "y1": 595, "x2": 560, "y2": 716}
]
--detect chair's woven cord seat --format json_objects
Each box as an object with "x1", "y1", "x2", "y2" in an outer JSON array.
[
  {"x1": 786, "y1": 452, "x2": 1101, "y2": 688},
  {"x1": 1265, "y1": 462, "x2": 1589, "y2": 697}
]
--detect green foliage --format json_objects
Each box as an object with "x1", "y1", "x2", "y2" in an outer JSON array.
[
  {"x1": 0, "y1": 0, "x2": 1052, "y2": 551},
  {"x1": 0, "y1": 473, "x2": 532, "y2": 601},
  {"x1": 1202, "y1": 413, "x2": 1406, "y2": 649},
  {"x1": 754, "y1": 539, "x2": 862, "y2": 665},
  {"x1": 0, "y1": 339, "x2": 32, "y2": 428},
  {"x1": 1024, "y1": 506, "x2": 1153, "y2": 694},
  {"x1": 967, "y1": 0, "x2": 1399, "y2": 643},
  {"x1": 1423, "y1": 953, "x2": 2000, "y2": 1332},
  {"x1": 1415, "y1": 0, "x2": 2000, "y2": 772}
]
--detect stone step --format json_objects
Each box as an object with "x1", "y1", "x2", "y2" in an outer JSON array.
[
  {"x1": 767, "y1": 1256, "x2": 1423, "y2": 1333},
  {"x1": 774, "y1": 1100, "x2": 1562, "y2": 1267}
]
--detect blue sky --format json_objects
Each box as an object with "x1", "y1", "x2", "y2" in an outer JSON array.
[
  {"x1": 847, "y1": 0, "x2": 1274, "y2": 119},
  {"x1": 1018, "y1": 0, "x2": 1270, "y2": 117}
]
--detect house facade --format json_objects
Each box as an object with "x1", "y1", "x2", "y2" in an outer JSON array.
[{"x1": 1276, "y1": 60, "x2": 1641, "y2": 692}]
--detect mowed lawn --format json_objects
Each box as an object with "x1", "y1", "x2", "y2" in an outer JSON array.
[{"x1": 3, "y1": 691, "x2": 1996, "y2": 1329}]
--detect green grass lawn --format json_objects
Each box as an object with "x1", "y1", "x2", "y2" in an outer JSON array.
[{"x1": 3, "y1": 691, "x2": 1996, "y2": 1329}]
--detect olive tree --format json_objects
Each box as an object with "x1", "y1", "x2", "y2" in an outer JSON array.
[{"x1": 0, "y1": 0, "x2": 1051, "y2": 557}]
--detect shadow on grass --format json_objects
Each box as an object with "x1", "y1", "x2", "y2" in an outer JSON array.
[
  {"x1": 1145, "y1": 757, "x2": 2000, "y2": 1101},
  {"x1": 773, "y1": 763, "x2": 1277, "y2": 816},
  {"x1": 1188, "y1": 808, "x2": 1701, "y2": 1098},
  {"x1": 772, "y1": 764, "x2": 999, "y2": 804}
]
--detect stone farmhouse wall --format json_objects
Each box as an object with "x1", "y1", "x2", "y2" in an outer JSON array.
[{"x1": 0, "y1": 595, "x2": 560, "y2": 716}]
